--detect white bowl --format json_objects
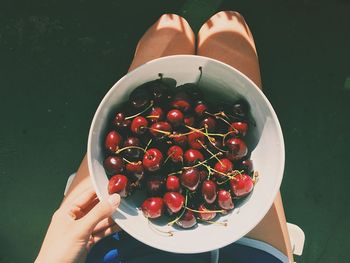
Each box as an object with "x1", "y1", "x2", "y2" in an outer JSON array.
[{"x1": 87, "y1": 55, "x2": 284, "y2": 254}]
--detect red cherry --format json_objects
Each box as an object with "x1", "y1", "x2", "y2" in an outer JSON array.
[
  {"x1": 184, "y1": 116, "x2": 195, "y2": 126},
  {"x1": 201, "y1": 180, "x2": 217, "y2": 204},
  {"x1": 105, "y1": 130, "x2": 123, "y2": 153},
  {"x1": 171, "y1": 132, "x2": 187, "y2": 147},
  {"x1": 141, "y1": 197, "x2": 164, "y2": 218},
  {"x1": 166, "y1": 109, "x2": 184, "y2": 127},
  {"x1": 149, "y1": 121, "x2": 172, "y2": 138},
  {"x1": 143, "y1": 148, "x2": 163, "y2": 172},
  {"x1": 148, "y1": 106, "x2": 164, "y2": 123},
  {"x1": 214, "y1": 158, "x2": 233, "y2": 179},
  {"x1": 194, "y1": 101, "x2": 208, "y2": 117},
  {"x1": 108, "y1": 174, "x2": 128, "y2": 197},
  {"x1": 200, "y1": 117, "x2": 216, "y2": 132},
  {"x1": 163, "y1": 192, "x2": 185, "y2": 214},
  {"x1": 166, "y1": 175, "x2": 181, "y2": 192},
  {"x1": 103, "y1": 156, "x2": 124, "y2": 175},
  {"x1": 176, "y1": 210, "x2": 197, "y2": 229},
  {"x1": 131, "y1": 116, "x2": 148, "y2": 135},
  {"x1": 171, "y1": 92, "x2": 191, "y2": 112},
  {"x1": 112, "y1": 112, "x2": 125, "y2": 127},
  {"x1": 187, "y1": 131, "x2": 205, "y2": 149},
  {"x1": 197, "y1": 203, "x2": 216, "y2": 220},
  {"x1": 225, "y1": 137, "x2": 248, "y2": 161},
  {"x1": 180, "y1": 168, "x2": 200, "y2": 191},
  {"x1": 230, "y1": 173, "x2": 254, "y2": 197},
  {"x1": 217, "y1": 189, "x2": 234, "y2": 210},
  {"x1": 184, "y1": 149, "x2": 204, "y2": 166},
  {"x1": 229, "y1": 121, "x2": 248, "y2": 136},
  {"x1": 125, "y1": 161, "x2": 144, "y2": 180},
  {"x1": 123, "y1": 137, "x2": 142, "y2": 160},
  {"x1": 167, "y1": 145, "x2": 184, "y2": 163}
]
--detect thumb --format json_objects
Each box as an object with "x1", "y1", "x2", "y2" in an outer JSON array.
[{"x1": 79, "y1": 194, "x2": 120, "y2": 233}]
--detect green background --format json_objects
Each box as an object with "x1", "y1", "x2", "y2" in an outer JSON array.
[{"x1": 1, "y1": 0, "x2": 350, "y2": 262}]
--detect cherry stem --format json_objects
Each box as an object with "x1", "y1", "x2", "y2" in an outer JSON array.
[
  {"x1": 185, "y1": 207, "x2": 225, "y2": 214},
  {"x1": 252, "y1": 171, "x2": 259, "y2": 185},
  {"x1": 122, "y1": 158, "x2": 141, "y2": 165},
  {"x1": 216, "y1": 170, "x2": 243, "y2": 185},
  {"x1": 197, "y1": 218, "x2": 228, "y2": 226},
  {"x1": 147, "y1": 127, "x2": 171, "y2": 136},
  {"x1": 164, "y1": 151, "x2": 174, "y2": 164},
  {"x1": 147, "y1": 219, "x2": 173, "y2": 236},
  {"x1": 183, "y1": 152, "x2": 221, "y2": 170},
  {"x1": 144, "y1": 139, "x2": 153, "y2": 151},
  {"x1": 116, "y1": 146, "x2": 146, "y2": 154},
  {"x1": 125, "y1": 101, "x2": 154, "y2": 120},
  {"x1": 167, "y1": 192, "x2": 188, "y2": 226},
  {"x1": 197, "y1": 140, "x2": 223, "y2": 165}
]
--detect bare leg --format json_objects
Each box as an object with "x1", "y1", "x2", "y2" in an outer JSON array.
[
  {"x1": 63, "y1": 14, "x2": 195, "y2": 204},
  {"x1": 198, "y1": 11, "x2": 292, "y2": 261}
]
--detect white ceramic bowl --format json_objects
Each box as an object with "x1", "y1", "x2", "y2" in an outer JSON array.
[{"x1": 87, "y1": 55, "x2": 284, "y2": 254}]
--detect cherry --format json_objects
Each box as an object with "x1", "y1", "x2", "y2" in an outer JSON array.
[
  {"x1": 199, "y1": 170, "x2": 209, "y2": 181},
  {"x1": 148, "y1": 106, "x2": 164, "y2": 123},
  {"x1": 171, "y1": 92, "x2": 191, "y2": 112},
  {"x1": 166, "y1": 175, "x2": 181, "y2": 192},
  {"x1": 201, "y1": 180, "x2": 217, "y2": 204},
  {"x1": 187, "y1": 131, "x2": 205, "y2": 150},
  {"x1": 123, "y1": 137, "x2": 142, "y2": 160},
  {"x1": 112, "y1": 112, "x2": 125, "y2": 128},
  {"x1": 194, "y1": 101, "x2": 208, "y2": 117},
  {"x1": 176, "y1": 210, "x2": 197, "y2": 229},
  {"x1": 105, "y1": 130, "x2": 123, "y2": 153},
  {"x1": 208, "y1": 137, "x2": 224, "y2": 152},
  {"x1": 146, "y1": 176, "x2": 164, "y2": 196},
  {"x1": 167, "y1": 109, "x2": 184, "y2": 127},
  {"x1": 108, "y1": 174, "x2": 128, "y2": 197},
  {"x1": 184, "y1": 149, "x2": 204, "y2": 166},
  {"x1": 143, "y1": 148, "x2": 163, "y2": 172},
  {"x1": 184, "y1": 116, "x2": 195, "y2": 126},
  {"x1": 240, "y1": 159, "x2": 253, "y2": 174},
  {"x1": 125, "y1": 161, "x2": 144, "y2": 179},
  {"x1": 131, "y1": 116, "x2": 148, "y2": 135},
  {"x1": 149, "y1": 122, "x2": 172, "y2": 138},
  {"x1": 214, "y1": 158, "x2": 233, "y2": 179},
  {"x1": 200, "y1": 117, "x2": 216, "y2": 132},
  {"x1": 171, "y1": 132, "x2": 187, "y2": 147},
  {"x1": 230, "y1": 173, "x2": 254, "y2": 197},
  {"x1": 148, "y1": 81, "x2": 168, "y2": 103},
  {"x1": 230, "y1": 100, "x2": 249, "y2": 120},
  {"x1": 167, "y1": 145, "x2": 184, "y2": 163},
  {"x1": 103, "y1": 156, "x2": 124, "y2": 175},
  {"x1": 197, "y1": 203, "x2": 216, "y2": 221},
  {"x1": 141, "y1": 197, "x2": 164, "y2": 219},
  {"x1": 225, "y1": 137, "x2": 248, "y2": 161},
  {"x1": 217, "y1": 189, "x2": 234, "y2": 210},
  {"x1": 163, "y1": 192, "x2": 185, "y2": 214},
  {"x1": 180, "y1": 168, "x2": 200, "y2": 191},
  {"x1": 129, "y1": 87, "x2": 151, "y2": 109},
  {"x1": 229, "y1": 121, "x2": 248, "y2": 137}
]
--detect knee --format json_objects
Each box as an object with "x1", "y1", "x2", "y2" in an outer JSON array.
[
  {"x1": 198, "y1": 11, "x2": 247, "y2": 34},
  {"x1": 156, "y1": 14, "x2": 193, "y2": 33},
  {"x1": 212, "y1": 11, "x2": 246, "y2": 22}
]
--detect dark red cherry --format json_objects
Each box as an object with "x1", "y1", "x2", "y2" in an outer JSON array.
[
  {"x1": 105, "y1": 131, "x2": 123, "y2": 153},
  {"x1": 103, "y1": 156, "x2": 124, "y2": 175},
  {"x1": 108, "y1": 174, "x2": 128, "y2": 197},
  {"x1": 199, "y1": 170, "x2": 209, "y2": 181},
  {"x1": 129, "y1": 87, "x2": 151, "y2": 109},
  {"x1": 171, "y1": 132, "x2": 187, "y2": 147},
  {"x1": 180, "y1": 168, "x2": 200, "y2": 191},
  {"x1": 225, "y1": 137, "x2": 248, "y2": 161},
  {"x1": 148, "y1": 106, "x2": 164, "y2": 123},
  {"x1": 194, "y1": 101, "x2": 208, "y2": 117},
  {"x1": 240, "y1": 159, "x2": 254, "y2": 174},
  {"x1": 143, "y1": 148, "x2": 163, "y2": 172},
  {"x1": 131, "y1": 116, "x2": 148, "y2": 135},
  {"x1": 123, "y1": 137, "x2": 142, "y2": 160},
  {"x1": 166, "y1": 175, "x2": 181, "y2": 192},
  {"x1": 200, "y1": 117, "x2": 216, "y2": 132},
  {"x1": 217, "y1": 189, "x2": 234, "y2": 210},
  {"x1": 166, "y1": 109, "x2": 184, "y2": 127},
  {"x1": 201, "y1": 180, "x2": 217, "y2": 204},
  {"x1": 197, "y1": 203, "x2": 216, "y2": 221},
  {"x1": 184, "y1": 116, "x2": 195, "y2": 126},
  {"x1": 149, "y1": 81, "x2": 168, "y2": 103},
  {"x1": 171, "y1": 92, "x2": 191, "y2": 112},
  {"x1": 230, "y1": 173, "x2": 254, "y2": 197},
  {"x1": 141, "y1": 197, "x2": 164, "y2": 219},
  {"x1": 184, "y1": 149, "x2": 204, "y2": 166},
  {"x1": 231, "y1": 100, "x2": 249, "y2": 119},
  {"x1": 112, "y1": 112, "x2": 125, "y2": 127},
  {"x1": 149, "y1": 121, "x2": 172, "y2": 138},
  {"x1": 229, "y1": 121, "x2": 248, "y2": 137},
  {"x1": 176, "y1": 210, "x2": 197, "y2": 229},
  {"x1": 187, "y1": 131, "x2": 205, "y2": 149},
  {"x1": 214, "y1": 158, "x2": 233, "y2": 179},
  {"x1": 146, "y1": 176, "x2": 164, "y2": 196},
  {"x1": 167, "y1": 145, "x2": 184, "y2": 163},
  {"x1": 163, "y1": 192, "x2": 185, "y2": 214}
]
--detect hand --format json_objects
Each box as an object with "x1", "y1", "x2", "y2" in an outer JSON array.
[{"x1": 35, "y1": 189, "x2": 121, "y2": 263}]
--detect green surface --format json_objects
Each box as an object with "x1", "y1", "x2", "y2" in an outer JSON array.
[{"x1": 1, "y1": 0, "x2": 350, "y2": 262}]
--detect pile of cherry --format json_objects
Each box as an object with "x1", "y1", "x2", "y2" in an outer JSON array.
[{"x1": 104, "y1": 80, "x2": 256, "y2": 229}]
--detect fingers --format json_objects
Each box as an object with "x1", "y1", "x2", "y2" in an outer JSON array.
[
  {"x1": 68, "y1": 188, "x2": 98, "y2": 219},
  {"x1": 79, "y1": 194, "x2": 121, "y2": 233},
  {"x1": 92, "y1": 217, "x2": 118, "y2": 234}
]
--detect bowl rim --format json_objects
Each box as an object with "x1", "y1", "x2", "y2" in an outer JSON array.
[{"x1": 87, "y1": 54, "x2": 285, "y2": 253}]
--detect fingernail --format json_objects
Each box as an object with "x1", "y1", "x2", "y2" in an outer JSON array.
[{"x1": 108, "y1": 194, "x2": 121, "y2": 210}]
